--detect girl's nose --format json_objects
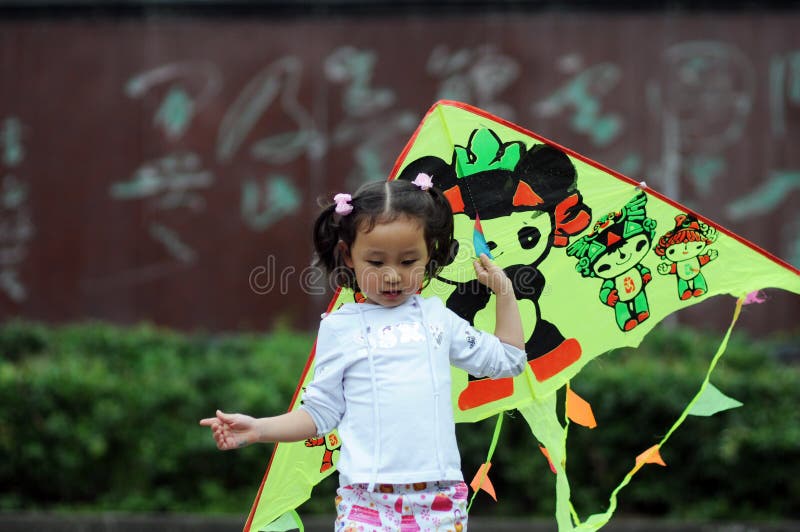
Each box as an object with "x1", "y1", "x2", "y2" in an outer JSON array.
[{"x1": 383, "y1": 267, "x2": 401, "y2": 282}]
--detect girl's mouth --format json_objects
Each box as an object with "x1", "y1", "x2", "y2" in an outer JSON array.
[{"x1": 382, "y1": 290, "x2": 402, "y2": 298}]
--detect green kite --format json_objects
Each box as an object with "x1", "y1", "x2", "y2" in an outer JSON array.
[{"x1": 243, "y1": 101, "x2": 800, "y2": 532}]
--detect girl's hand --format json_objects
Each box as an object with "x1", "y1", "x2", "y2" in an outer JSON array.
[
  {"x1": 473, "y1": 254, "x2": 513, "y2": 296},
  {"x1": 199, "y1": 410, "x2": 257, "y2": 450}
]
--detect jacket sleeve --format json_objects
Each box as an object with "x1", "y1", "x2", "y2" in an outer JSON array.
[
  {"x1": 298, "y1": 318, "x2": 347, "y2": 436},
  {"x1": 445, "y1": 304, "x2": 527, "y2": 379}
]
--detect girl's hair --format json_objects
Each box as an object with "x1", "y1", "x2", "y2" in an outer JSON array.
[{"x1": 313, "y1": 179, "x2": 456, "y2": 291}]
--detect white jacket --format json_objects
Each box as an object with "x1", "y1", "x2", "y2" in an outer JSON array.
[{"x1": 299, "y1": 294, "x2": 526, "y2": 488}]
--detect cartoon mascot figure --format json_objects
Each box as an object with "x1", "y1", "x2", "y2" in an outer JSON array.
[
  {"x1": 398, "y1": 128, "x2": 591, "y2": 409},
  {"x1": 566, "y1": 192, "x2": 657, "y2": 332},
  {"x1": 304, "y1": 432, "x2": 342, "y2": 473},
  {"x1": 654, "y1": 213, "x2": 718, "y2": 300}
]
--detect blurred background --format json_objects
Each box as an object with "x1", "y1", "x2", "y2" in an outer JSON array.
[{"x1": 1, "y1": 0, "x2": 798, "y2": 530}]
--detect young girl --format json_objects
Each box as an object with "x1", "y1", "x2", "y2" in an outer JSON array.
[{"x1": 201, "y1": 177, "x2": 526, "y2": 531}]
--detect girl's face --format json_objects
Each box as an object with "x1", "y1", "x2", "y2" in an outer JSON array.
[{"x1": 342, "y1": 215, "x2": 430, "y2": 308}]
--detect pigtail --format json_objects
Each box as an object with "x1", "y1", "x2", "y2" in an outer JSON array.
[
  {"x1": 312, "y1": 202, "x2": 340, "y2": 273},
  {"x1": 312, "y1": 201, "x2": 356, "y2": 290},
  {"x1": 424, "y1": 185, "x2": 456, "y2": 282}
]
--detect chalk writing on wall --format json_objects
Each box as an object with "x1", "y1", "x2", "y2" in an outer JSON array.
[
  {"x1": 231, "y1": 41, "x2": 800, "y2": 285},
  {"x1": 2, "y1": 16, "x2": 798, "y2": 333},
  {"x1": 218, "y1": 56, "x2": 323, "y2": 166},
  {"x1": 769, "y1": 49, "x2": 800, "y2": 138},
  {"x1": 109, "y1": 150, "x2": 213, "y2": 263},
  {"x1": 727, "y1": 47, "x2": 800, "y2": 266},
  {"x1": 119, "y1": 62, "x2": 222, "y2": 266},
  {"x1": 241, "y1": 174, "x2": 301, "y2": 231},
  {"x1": 0, "y1": 116, "x2": 34, "y2": 302},
  {"x1": 659, "y1": 41, "x2": 754, "y2": 198},
  {"x1": 326, "y1": 46, "x2": 418, "y2": 189},
  {"x1": 428, "y1": 45, "x2": 519, "y2": 121},
  {"x1": 126, "y1": 61, "x2": 223, "y2": 140},
  {"x1": 533, "y1": 56, "x2": 623, "y2": 148},
  {"x1": 529, "y1": 43, "x2": 798, "y2": 266},
  {"x1": 112, "y1": 63, "x2": 221, "y2": 268}
]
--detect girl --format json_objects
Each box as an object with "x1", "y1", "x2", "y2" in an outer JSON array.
[{"x1": 200, "y1": 177, "x2": 526, "y2": 531}]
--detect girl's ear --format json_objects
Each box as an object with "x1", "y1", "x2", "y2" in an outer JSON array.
[{"x1": 338, "y1": 240, "x2": 354, "y2": 268}]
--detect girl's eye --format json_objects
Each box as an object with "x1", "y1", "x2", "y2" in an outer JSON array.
[
  {"x1": 367, "y1": 261, "x2": 382, "y2": 266},
  {"x1": 402, "y1": 259, "x2": 418, "y2": 266}
]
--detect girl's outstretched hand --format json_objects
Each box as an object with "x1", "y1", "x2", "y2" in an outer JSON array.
[
  {"x1": 473, "y1": 253, "x2": 513, "y2": 296},
  {"x1": 199, "y1": 410, "x2": 257, "y2": 450}
]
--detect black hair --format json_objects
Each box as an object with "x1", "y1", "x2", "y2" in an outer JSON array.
[{"x1": 312, "y1": 179, "x2": 456, "y2": 291}]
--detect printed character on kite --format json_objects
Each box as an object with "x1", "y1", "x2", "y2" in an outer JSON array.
[
  {"x1": 654, "y1": 213, "x2": 718, "y2": 300},
  {"x1": 397, "y1": 127, "x2": 592, "y2": 408},
  {"x1": 303, "y1": 431, "x2": 341, "y2": 473},
  {"x1": 566, "y1": 192, "x2": 657, "y2": 332},
  {"x1": 299, "y1": 388, "x2": 342, "y2": 472}
]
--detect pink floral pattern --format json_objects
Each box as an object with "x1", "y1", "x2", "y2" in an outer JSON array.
[{"x1": 335, "y1": 481, "x2": 468, "y2": 531}]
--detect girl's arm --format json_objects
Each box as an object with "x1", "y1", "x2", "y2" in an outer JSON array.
[
  {"x1": 473, "y1": 253, "x2": 525, "y2": 350},
  {"x1": 200, "y1": 408, "x2": 318, "y2": 450}
]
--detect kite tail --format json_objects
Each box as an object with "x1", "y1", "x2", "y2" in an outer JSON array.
[
  {"x1": 518, "y1": 393, "x2": 575, "y2": 531},
  {"x1": 467, "y1": 413, "x2": 504, "y2": 512},
  {"x1": 575, "y1": 297, "x2": 745, "y2": 531}
]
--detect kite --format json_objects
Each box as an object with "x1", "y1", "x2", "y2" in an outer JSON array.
[{"x1": 243, "y1": 101, "x2": 800, "y2": 531}]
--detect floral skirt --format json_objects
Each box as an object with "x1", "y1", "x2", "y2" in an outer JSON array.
[{"x1": 335, "y1": 481, "x2": 468, "y2": 531}]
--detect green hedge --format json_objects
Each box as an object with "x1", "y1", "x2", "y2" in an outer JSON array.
[{"x1": 1, "y1": 320, "x2": 798, "y2": 520}]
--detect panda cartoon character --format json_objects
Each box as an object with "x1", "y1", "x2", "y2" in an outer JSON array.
[{"x1": 398, "y1": 128, "x2": 591, "y2": 410}]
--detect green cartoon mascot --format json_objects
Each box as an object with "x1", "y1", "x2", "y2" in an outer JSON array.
[{"x1": 566, "y1": 192, "x2": 657, "y2": 332}]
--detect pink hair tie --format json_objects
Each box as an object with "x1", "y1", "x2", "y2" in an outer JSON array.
[
  {"x1": 334, "y1": 193, "x2": 353, "y2": 215},
  {"x1": 412, "y1": 172, "x2": 433, "y2": 191}
]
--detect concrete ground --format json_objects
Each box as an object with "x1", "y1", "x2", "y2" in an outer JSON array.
[{"x1": 1, "y1": 513, "x2": 798, "y2": 532}]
